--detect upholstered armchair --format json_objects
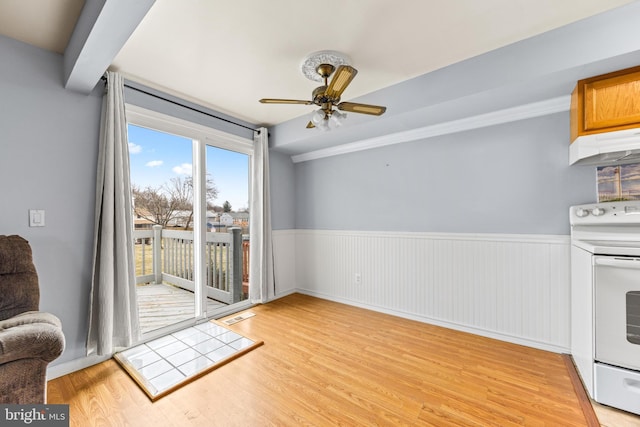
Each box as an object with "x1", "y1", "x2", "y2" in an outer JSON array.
[{"x1": 0, "y1": 235, "x2": 65, "y2": 404}]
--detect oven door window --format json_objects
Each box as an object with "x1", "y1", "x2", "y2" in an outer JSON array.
[{"x1": 628, "y1": 291, "x2": 640, "y2": 345}]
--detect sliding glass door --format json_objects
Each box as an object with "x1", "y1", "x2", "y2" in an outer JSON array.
[{"x1": 126, "y1": 106, "x2": 253, "y2": 338}]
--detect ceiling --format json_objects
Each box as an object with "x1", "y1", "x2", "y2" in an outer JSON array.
[
  {"x1": 0, "y1": 0, "x2": 84, "y2": 54},
  {"x1": 107, "y1": 0, "x2": 636, "y2": 128},
  {"x1": 0, "y1": 0, "x2": 637, "y2": 152}
]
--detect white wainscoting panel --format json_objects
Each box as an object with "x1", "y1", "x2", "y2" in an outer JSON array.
[
  {"x1": 293, "y1": 230, "x2": 571, "y2": 352},
  {"x1": 272, "y1": 230, "x2": 297, "y2": 299}
]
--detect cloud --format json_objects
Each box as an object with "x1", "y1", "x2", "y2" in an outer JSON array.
[
  {"x1": 173, "y1": 163, "x2": 193, "y2": 175},
  {"x1": 146, "y1": 160, "x2": 163, "y2": 167},
  {"x1": 622, "y1": 164, "x2": 640, "y2": 180},
  {"x1": 128, "y1": 142, "x2": 142, "y2": 154}
]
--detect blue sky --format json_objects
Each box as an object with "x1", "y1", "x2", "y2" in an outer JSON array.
[{"x1": 127, "y1": 124, "x2": 249, "y2": 211}]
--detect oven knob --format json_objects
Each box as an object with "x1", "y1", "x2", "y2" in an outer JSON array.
[
  {"x1": 575, "y1": 208, "x2": 590, "y2": 217},
  {"x1": 592, "y1": 207, "x2": 606, "y2": 216}
]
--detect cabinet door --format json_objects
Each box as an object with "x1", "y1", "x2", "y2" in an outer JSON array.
[{"x1": 584, "y1": 69, "x2": 640, "y2": 132}]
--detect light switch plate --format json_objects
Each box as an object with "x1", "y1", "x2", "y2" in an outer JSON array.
[{"x1": 29, "y1": 209, "x2": 45, "y2": 227}]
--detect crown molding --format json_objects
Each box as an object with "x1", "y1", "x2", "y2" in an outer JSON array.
[{"x1": 291, "y1": 95, "x2": 570, "y2": 163}]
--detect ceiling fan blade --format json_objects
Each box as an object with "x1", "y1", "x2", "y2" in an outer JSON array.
[
  {"x1": 338, "y1": 102, "x2": 387, "y2": 116},
  {"x1": 306, "y1": 121, "x2": 315, "y2": 129},
  {"x1": 259, "y1": 98, "x2": 313, "y2": 105},
  {"x1": 324, "y1": 65, "x2": 358, "y2": 99}
]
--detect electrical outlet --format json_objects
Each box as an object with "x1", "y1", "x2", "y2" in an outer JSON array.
[{"x1": 354, "y1": 273, "x2": 362, "y2": 285}]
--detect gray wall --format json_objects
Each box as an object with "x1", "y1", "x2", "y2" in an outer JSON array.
[
  {"x1": 294, "y1": 112, "x2": 595, "y2": 235},
  {"x1": 0, "y1": 35, "x2": 102, "y2": 364},
  {"x1": 269, "y1": 150, "x2": 296, "y2": 230}
]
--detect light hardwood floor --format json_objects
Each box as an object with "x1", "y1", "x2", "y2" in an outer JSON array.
[{"x1": 49, "y1": 293, "x2": 599, "y2": 426}]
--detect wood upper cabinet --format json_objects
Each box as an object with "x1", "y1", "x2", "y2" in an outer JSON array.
[{"x1": 571, "y1": 65, "x2": 640, "y2": 142}]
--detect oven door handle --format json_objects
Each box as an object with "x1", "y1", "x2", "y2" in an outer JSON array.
[{"x1": 594, "y1": 257, "x2": 640, "y2": 269}]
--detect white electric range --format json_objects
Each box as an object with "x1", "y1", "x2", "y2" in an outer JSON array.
[{"x1": 570, "y1": 200, "x2": 640, "y2": 415}]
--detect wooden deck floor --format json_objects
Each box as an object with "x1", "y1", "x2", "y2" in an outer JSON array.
[{"x1": 136, "y1": 283, "x2": 226, "y2": 334}]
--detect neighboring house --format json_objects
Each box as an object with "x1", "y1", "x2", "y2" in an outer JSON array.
[
  {"x1": 207, "y1": 211, "x2": 249, "y2": 231},
  {"x1": 133, "y1": 207, "x2": 155, "y2": 230},
  {"x1": 133, "y1": 216, "x2": 155, "y2": 230},
  {"x1": 229, "y1": 212, "x2": 249, "y2": 226},
  {"x1": 165, "y1": 210, "x2": 192, "y2": 228}
]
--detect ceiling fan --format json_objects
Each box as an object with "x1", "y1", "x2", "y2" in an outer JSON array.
[{"x1": 259, "y1": 51, "x2": 387, "y2": 130}]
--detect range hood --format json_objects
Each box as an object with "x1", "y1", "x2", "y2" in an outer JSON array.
[{"x1": 570, "y1": 128, "x2": 640, "y2": 166}]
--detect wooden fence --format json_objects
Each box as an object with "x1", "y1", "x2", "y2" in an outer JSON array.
[
  {"x1": 133, "y1": 226, "x2": 246, "y2": 304},
  {"x1": 242, "y1": 239, "x2": 250, "y2": 283}
]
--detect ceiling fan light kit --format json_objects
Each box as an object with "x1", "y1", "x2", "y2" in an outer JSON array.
[
  {"x1": 311, "y1": 109, "x2": 326, "y2": 125},
  {"x1": 330, "y1": 110, "x2": 346, "y2": 127},
  {"x1": 259, "y1": 50, "x2": 387, "y2": 130},
  {"x1": 309, "y1": 108, "x2": 346, "y2": 131}
]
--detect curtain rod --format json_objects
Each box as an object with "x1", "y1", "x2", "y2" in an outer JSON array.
[{"x1": 101, "y1": 76, "x2": 260, "y2": 133}]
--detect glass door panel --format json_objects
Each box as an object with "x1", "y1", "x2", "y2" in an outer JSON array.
[
  {"x1": 204, "y1": 145, "x2": 250, "y2": 308},
  {"x1": 128, "y1": 124, "x2": 197, "y2": 335}
]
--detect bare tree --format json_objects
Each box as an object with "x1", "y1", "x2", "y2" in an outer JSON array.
[
  {"x1": 167, "y1": 176, "x2": 218, "y2": 229},
  {"x1": 132, "y1": 175, "x2": 218, "y2": 229},
  {"x1": 132, "y1": 185, "x2": 178, "y2": 227}
]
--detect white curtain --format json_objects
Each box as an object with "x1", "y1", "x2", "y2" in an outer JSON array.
[
  {"x1": 249, "y1": 127, "x2": 274, "y2": 303},
  {"x1": 87, "y1": 71, "x2": 140, "y2": 356}
]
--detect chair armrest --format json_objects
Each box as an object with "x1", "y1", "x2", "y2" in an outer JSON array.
[{"x1": 0, "y1": 311, "x2": 65, "y2": 365}]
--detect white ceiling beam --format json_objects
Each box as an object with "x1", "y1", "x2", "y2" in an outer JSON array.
[{"x1": 63, "y1": 0, "x2": 155, "y2": 93}]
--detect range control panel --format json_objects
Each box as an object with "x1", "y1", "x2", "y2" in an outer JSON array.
[{"x1": 570, "y1": 200, "x2": 640, "y2": 225}]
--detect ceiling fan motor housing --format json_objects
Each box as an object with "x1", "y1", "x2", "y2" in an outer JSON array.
[{"x1": 312, "y1": 85, "x2": 339, "y2": 106}]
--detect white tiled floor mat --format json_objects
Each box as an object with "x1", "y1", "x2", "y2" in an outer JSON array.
[{"x1": 114, "y1": 320, "x2": 263, "y2": 400}]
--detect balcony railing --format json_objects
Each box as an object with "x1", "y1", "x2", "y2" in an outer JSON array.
[{"x1": 134, "y1": 225, "x2": 246, "y2": 304}]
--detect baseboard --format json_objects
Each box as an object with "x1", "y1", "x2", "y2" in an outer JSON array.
[
  {"x1": 296, "y1": 289, "x2": 570, "y2": 354},
  {"x1": 273, "y1": 288, "x2": 297, "y2": 300},
  {"x1": 47, "y1": 354, "x2": 112, "y2": 381}
]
